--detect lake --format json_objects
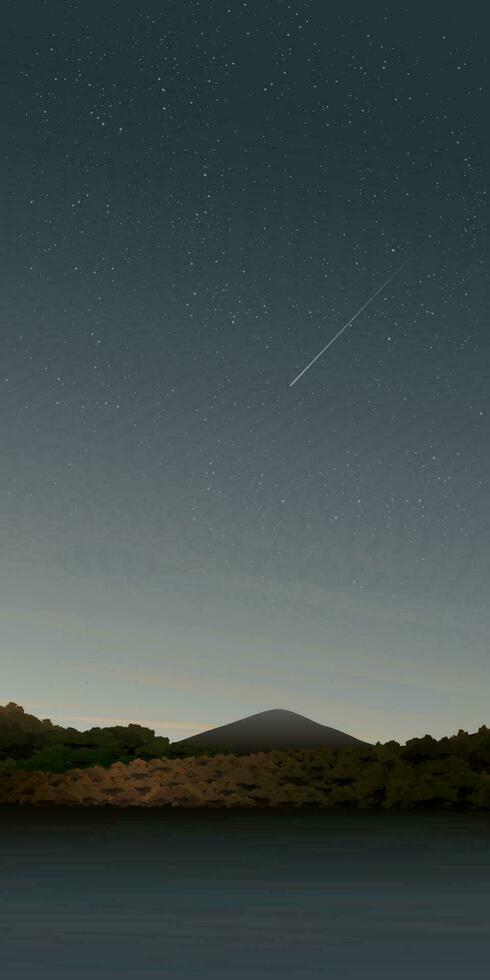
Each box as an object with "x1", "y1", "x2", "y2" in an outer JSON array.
[{"x1": 1, "y1": 807, "x2": 489, "y2": 978}]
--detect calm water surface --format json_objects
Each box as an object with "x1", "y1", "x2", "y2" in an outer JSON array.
[{"x1": 1, "y1": 807, "x2": 489, "y2": 978}]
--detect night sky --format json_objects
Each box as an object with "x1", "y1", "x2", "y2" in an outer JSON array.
[{"x1": 2, "y1": 2, "x2": 490, "y2": 743}]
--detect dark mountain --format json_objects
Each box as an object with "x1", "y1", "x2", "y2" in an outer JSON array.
[{"x1": 174, "y1": 708, "x2": 370, "y2": 753}]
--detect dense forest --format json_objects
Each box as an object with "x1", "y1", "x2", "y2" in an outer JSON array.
[
  {"x1": 0, "y1": 702, "x2": 227, "y2": 771},
  {"x1": 1, "y1": 702, "x2": 490, "y2": 809}
]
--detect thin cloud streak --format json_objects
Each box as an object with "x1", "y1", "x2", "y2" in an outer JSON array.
[{"x1": 20, "y1": 700, "x2": 214, "y2": 733}]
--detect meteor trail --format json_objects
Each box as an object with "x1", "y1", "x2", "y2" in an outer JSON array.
[{"x1": 289, "y1": 240, "x2": 427, "y2": 388}]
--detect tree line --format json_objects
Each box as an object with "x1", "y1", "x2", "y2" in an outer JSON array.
[
  {"x1": 0, "y1": 702, "x2": 225, "y2": 772},
  {"x1": 1, "y1": 702, "x2": 490, "y2": 810}
]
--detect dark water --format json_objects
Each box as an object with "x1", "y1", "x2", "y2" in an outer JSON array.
[{"x1": 1, "y1": 807, "x2": 489, "y2": 978}]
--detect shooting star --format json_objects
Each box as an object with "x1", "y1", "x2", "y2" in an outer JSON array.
[{"x1": 289, "y1": 239, "x2": 428, "y2": 387}]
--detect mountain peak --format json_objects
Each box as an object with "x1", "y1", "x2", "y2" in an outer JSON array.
[{"x1": 175, "y1": 708, "x2": 369, "y2": 753}]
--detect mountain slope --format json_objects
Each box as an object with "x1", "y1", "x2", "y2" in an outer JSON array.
[{"x1": 174, "y1": 708, "x2": 369, "y2": 752}]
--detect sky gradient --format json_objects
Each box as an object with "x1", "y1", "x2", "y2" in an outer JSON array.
[{"x1": 2, "y1": 2, "x2": 490, "y2": 743}]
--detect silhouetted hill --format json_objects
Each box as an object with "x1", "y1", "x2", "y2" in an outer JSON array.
[{"x1": 175, "y1": 708, "x2": 370, "y2": 752}]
